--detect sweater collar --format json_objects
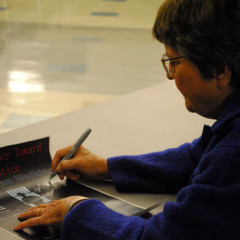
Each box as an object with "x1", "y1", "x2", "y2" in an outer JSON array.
[{"x1": 211, "y1": 91, "x2": 240, "y2": 133}]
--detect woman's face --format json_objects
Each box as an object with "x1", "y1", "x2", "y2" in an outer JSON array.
[{"x1": 165, "y1": 46, "x2": 234, "y2": 119}]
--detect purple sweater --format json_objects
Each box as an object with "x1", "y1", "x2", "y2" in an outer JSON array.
[{"x1": 62, "y1": 92, "x2": 240, "y2": 240}]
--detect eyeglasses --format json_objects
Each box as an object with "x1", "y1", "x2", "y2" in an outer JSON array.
[{"x1": 161, "y1": 54, "x2": 184, "y2": 79}]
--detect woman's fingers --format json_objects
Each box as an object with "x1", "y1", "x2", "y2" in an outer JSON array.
[
  {"x1": 55, "y1": 158, "x2": 83, "y2": 181},
  {"x1": 29, "y1": 203, "x2": 52, "y2": 210},
  {"x1": 14, "y1": 207, "x2": 56, "y2": 231},
  {"x1": 18, "y1": 208, "x2": 40, "y2": 220},
  {"x1": 52, "y1": 144, "x2": 109, "y2": 181},
  {"x1": 14, "y1": 196, "x2": 84, "y2": 231},
  {"x1": 65, "y1": 171, "x2": 80, "y2": 181},
  {"x1": 14, "y1": 217, "x2": 42, "y2": 231},
  {"x1": 51, "y1": 145, "x2": 73, "y2": 171},
  {"x1": 56, "y1": 159, "x2": 80, "y2": 173}
]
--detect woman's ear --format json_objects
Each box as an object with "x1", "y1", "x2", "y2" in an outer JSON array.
[{"x1": 216, "y1": 66, "x2": 232, "y2": 89}]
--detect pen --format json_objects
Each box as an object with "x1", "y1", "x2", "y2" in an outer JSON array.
[{"x1": 49, "y1": 128, "x2": 92, "y2": 181}]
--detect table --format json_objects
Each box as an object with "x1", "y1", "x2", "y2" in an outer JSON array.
[{"x1": 0, "y1": 82, "x2": 214, "y2": 239}]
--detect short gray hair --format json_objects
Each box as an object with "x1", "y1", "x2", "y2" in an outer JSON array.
[{"x1": 153, "y1": 0, "x2": 240, "y2": 87}]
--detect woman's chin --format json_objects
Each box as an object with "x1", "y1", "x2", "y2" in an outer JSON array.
[{"x1": 185, "y1": 101, "x2": 196, "y2": 113}]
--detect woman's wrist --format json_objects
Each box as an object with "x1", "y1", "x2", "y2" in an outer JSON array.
[{"x1": 65, "y1": 197, "x2": 88, "y2": 215}]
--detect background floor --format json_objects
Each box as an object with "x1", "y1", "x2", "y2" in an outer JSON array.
[{"x1": 0, "y1": 0, "x2": 167, "y2": 134}]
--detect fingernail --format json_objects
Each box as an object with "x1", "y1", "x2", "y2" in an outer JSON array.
[
  {"x1": 13, "y1": 225, "x2": 20, "y2": 231},
  {"x1": 17, "y1": 213, "x2": 23, "y2": 218}
]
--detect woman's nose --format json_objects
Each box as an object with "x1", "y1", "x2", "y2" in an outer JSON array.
[{"x1": 166, "y1": 72, "x2": 174, "y2": 80}]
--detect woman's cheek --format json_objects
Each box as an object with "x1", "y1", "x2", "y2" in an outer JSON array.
[{"x1": 174, "y1": 77, "x2": 185, "y2": 96}]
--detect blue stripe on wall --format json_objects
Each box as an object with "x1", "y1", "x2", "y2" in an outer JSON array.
[
  {"x1": 0, "y1": 7, "x2": 8, "y2": 11},
  {"x1": 91, "y1": 12, "x2": 119, "y2": 17}
]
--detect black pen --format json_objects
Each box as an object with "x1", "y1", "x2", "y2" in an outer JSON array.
[{"x1": 49, "y1": 128, "x2": 92, "y2": 181}]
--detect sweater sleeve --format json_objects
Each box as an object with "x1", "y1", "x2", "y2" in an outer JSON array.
[
  {"x1": 62, "y1": 199, "x2": 147, "y2": 240},
  {"x1": 62, "y1": 144, "x2": 240, "y2": 240},
  {"x1": 108, "y1": 140, "x2": 202, "y2": 194},
  {"x1": 62, "y1": 182, "x2": 240, "y2": 240}
]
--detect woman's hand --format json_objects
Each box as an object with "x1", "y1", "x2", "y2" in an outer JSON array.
[
  {"x1": 13, "y1": 196, "x2": 86, "y2": 231},
  {"x1": 52, "y1": 145, "x2": 110, "y2": 181}
]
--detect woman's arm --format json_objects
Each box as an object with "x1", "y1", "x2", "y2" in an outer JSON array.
[
  {"x1": 108, "y1": 140, "x2": 201, "y2": 194},
  {"x1": 62, "y1": 145, "x2": 240, "y2": 240}
]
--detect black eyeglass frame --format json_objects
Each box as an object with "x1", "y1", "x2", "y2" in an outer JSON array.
[{"x1": 161, "y1": 54, "x2": 184, "y2": 78}]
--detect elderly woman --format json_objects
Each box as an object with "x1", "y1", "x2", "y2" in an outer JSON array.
[{"x1": 14, "y1": 0, "x2": 240, "y2": 239}]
